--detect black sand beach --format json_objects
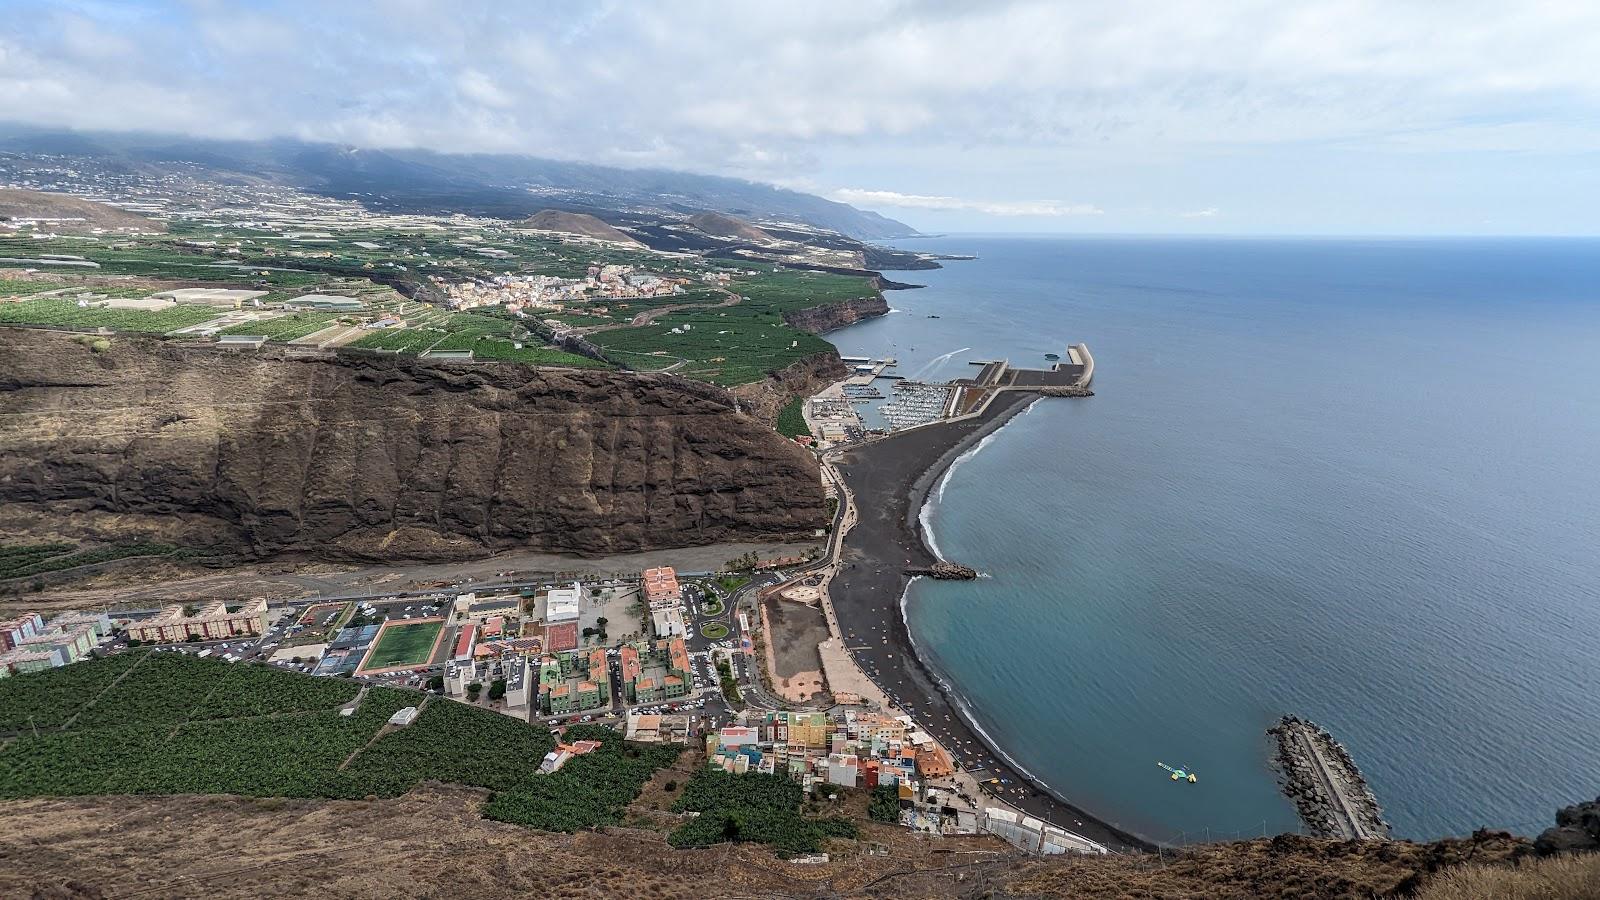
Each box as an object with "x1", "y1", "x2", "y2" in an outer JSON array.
[{"x1": 829, "y1": 391, "x2": 1154, "y2": 853}]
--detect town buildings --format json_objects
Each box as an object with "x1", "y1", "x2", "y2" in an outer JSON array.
[
  {"x1": 122, "y1": 598, "x2": 269, "y2": 644},
  {"x1": 0, "y1": 613, "x2": 45, "y2": 651},
  {"x1": 641, "y1": 566, "x2": 690, "y2": 639},
  {"x1": 651, "y1": 605, "x2": 688, "y2": 639},
  {"x1": 1, "y1": 610, "x2": 113, "y2": 676},
  {"x1": 538, "y1": 738, "x2": 603, "y2": 774},
  {"x1": 624, "y1": 710, "x2": 691, "y2": 743},
  {"x1": 619, "y1": 637, "x2": 691, "y2": 704},
  {"x1": 642, "y1": 566, "x2": 681, "y2": 608},
  {"x1": 538, "y1": 648, "x2": 610, "y2": 715},
  {"x1": 703, "y1": 709, "x2": 953, "y2": 799},
  {"x1": 544, "y1": 582, "x2": 587, "y2": 625}
]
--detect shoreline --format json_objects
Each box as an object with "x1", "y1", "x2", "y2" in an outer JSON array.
[{"x1": 827, "y1": 391, "x2": 1156, "y2": 853}]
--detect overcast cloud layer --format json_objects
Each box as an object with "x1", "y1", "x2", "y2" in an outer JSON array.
[{"x1": 4, "y1": 0, "x2": 1599, "y2": 233}]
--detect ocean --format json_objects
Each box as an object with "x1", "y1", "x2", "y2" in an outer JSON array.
[{"x1": 828, "y1": 235, "x2": 1600, "y2": 845}]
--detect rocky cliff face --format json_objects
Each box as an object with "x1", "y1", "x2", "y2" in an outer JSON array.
[
  {"x1": 0, "y1": 330, "x2": 826, "y2": 561},
  {"x1": 781, "y1": 294, "x2": 890, "y2": 335},
  {"x1": 732, "y1": 352, "x2": 849, "y2": 425},
  {"x1": 1537, "y1": 795, "x2": 1600, "y2": 855}
]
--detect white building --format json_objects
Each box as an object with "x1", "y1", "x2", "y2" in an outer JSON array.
[
  {"x1": 651, "y1": 605, "x2": 687, "y2": 639},
  {"x1": 544, "y1": 582, "x2": 588, "y2": 625}
]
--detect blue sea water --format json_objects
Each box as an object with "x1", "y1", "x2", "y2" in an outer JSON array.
[{"x1": 829, "y1": 236, "x2": 1600, "y2": 845}]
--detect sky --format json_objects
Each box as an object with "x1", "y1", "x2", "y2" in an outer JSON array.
[{"x1": 3, "y1": 0, "x2": 1599, "y2": 234}]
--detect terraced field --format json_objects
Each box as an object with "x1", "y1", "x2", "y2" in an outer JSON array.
[{"x1": 0, "y1": 297, "x2": 219, "y2": 333}]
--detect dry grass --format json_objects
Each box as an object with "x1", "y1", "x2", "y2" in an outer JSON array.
[
  {"x1": 1416, "y1": 852, "x2": 1600, "y2": 900},
  {"x1": 0, "y1": 788, "x2": 1543, "y2": 900}
]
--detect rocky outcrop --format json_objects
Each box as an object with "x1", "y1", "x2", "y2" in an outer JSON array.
[
  {"x1": 732, "y1": 352, "x2": 848, "y2": 425},
  {"x1": 1536, "y1": 795, "x2": 1600, "y2": 855},
  {"x1": 781, "y1": 294, "x2": 890, "y2": 335},
  {"x1": 0, "y1": 329, "x2": 826, "y2": 561}
]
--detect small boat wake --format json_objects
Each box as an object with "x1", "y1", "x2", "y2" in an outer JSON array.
[{"x1": 910, "y1": 346, "x2": 971, "y2": 380}]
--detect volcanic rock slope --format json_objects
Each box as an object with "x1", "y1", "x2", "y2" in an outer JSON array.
[{"x1": 0, "y1": 330, "x2": 825, "y2": 560}]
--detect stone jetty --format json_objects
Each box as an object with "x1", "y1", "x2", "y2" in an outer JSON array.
[
  {"x1": 1268, "y1": 715, "x2": 1391, "y2": 840},
  {"x1": 905, "y1": 562, "x2": 979, "y2": 580}
]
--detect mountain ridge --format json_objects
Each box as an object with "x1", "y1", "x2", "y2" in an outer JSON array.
[{"x1": 0, "y1": 125, "x2": 915, "y2": 240}]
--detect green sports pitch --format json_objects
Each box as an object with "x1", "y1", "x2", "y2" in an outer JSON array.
[{"x1": 359, "y1": 619, "x2": 445, "y2": 672}]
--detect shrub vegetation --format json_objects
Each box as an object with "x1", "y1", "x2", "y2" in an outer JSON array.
[{"x1": 669, "y1": 768, "x2": 858, "y2": 854}]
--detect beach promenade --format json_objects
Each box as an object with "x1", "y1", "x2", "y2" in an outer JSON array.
[{"x1": 817, "y1": 387, "x2": 1152, "y2": 853}]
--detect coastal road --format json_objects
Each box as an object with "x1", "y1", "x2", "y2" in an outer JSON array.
[{"x1": 825, "y1": 391, "x2": 1153, "y2": 854}]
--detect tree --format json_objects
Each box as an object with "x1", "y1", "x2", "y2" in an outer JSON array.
[
  {"x1": 488, "y1": 679, "x2": 506, "y2": 701},
  {"x1": 185, "y1": 634, "x2": 201, "y2": 643},
  {"x1": 467, "y1": 682, "x2": 483, "y2": 700},
  {"x1": 125, "y1": 638, "x2": 142, "y2": 648},
  {"x1": 869, "y1": 784, "x2": 901, "y2": 822},
  {"x1": 426, "y1": 675, "x2": 444, "y2": 692},
  {"x1": 596, "y1": 617, "x2": 608, "y2": 628},
  {"x1": 664, "y1": 779, "x2": 678, "y2": 792}
]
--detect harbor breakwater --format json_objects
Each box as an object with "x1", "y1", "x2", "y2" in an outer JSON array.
[{"x1": 1269, "y1": 716, "x2": 1392, "y2": 840}]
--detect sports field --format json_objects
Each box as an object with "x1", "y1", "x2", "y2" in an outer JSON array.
[{"x1": 357, "y1": 617, "x2": 446, "y2": 674}]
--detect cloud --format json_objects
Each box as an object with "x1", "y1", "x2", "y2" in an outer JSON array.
[
  {"x1": 1180, "y1": 208, "x2": 1220, "y2": 218},
  {"x1": 831, "y1": 188, "x2": 1102, "y2": 217},
  {"x1": 1, "y1": 1, "x2": 1599, "y2": 230}
]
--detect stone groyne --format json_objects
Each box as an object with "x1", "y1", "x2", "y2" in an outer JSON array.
[
  {"x1": 904, "y1": 562, "x2": 978, "y2": 580},
  {"x1": 1269, "y1": 715, "x2": 1392, "y2": 840}
]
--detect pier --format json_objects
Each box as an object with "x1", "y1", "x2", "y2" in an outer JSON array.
[{"x1": 1269, "y1": 715, "x2": 1391, "y2": 840}]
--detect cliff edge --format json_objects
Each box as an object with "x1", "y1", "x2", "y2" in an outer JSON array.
[{"x1": 0, "y1": 329, "x2": 826, "y2": 561}]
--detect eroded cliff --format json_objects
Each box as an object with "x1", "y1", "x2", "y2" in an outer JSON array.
[
  {"x1": 0, "y1": 330, "x2": 826, "y2": 561},
  {"x1": 780, "y1": 294, "x2": 890, "y2": 334}
]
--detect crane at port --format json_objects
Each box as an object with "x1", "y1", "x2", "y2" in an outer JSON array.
[{"x1": 1158, "y1": 762, "x2": 1198, "y2": 784}]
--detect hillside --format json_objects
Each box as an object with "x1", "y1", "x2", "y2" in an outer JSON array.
[
  {"x1": 0, "y1": 188, "x2": 164, "y2": 233},
  {"x1": 0, "y1": 128, "x2": 915, "y2": 240},
  {"x1": 0, "y1": 788, "x2": 1545, "y2": 900},
  {"x1": 687, "y1": 211, "x2": 777, "y2": 243},
  {"x1": 521, "y1": 209, "x2": 642, "y2": 245},
  {"x1": 0, "y1": 329, "x2": 827, "y2": 561},
  {"x1": 0, "y1": 651, "x2": 1586, "y2": 899}
]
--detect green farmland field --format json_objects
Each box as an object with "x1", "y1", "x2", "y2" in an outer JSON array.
[
  {"x1": 0, "y1": 653, "x2": 682, "y2": 834},
  {"x1": 0, "y1": 298, "x2": 220, "y2": 333},
  {"x1": 219, "y1": 312, "x2": 345, "y2": 340}
]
